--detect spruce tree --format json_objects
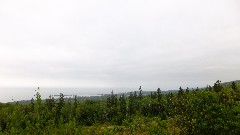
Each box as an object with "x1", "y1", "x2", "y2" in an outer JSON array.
[
  {"x1": 139, "y1": 86, "x2": 143, "y2": 100},
  {"x1": 231, "y1": 82, "x2": 238, "y2": 92},
  {"x1": 213, "y1": 80, "x2": 223, "y2": 93},
  {"x1": 186, "y1": 87, "x2": 189, "y2": 94},
  {"x1": 128, "y1": 92, "x2": 134, "y2": 116},
  {"x1": 178, "y1": 86, "x2": 184, "y2": 98}
]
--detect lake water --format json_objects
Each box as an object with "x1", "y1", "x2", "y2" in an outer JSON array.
[{"x1": 0, "y1": 87, "x2": 138, "y2": 103}]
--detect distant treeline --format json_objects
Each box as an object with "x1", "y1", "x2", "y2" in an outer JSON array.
[
  {"x1": 0, "y1": 80, "x2": 240, "y2": 134},
  {"x1": 13, "y1": 90, "x2": 180, "y2": 104}
]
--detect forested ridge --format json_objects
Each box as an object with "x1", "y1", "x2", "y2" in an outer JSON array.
[{"x1": 1, "y1": 80, "x2": 240, "y2": 134}]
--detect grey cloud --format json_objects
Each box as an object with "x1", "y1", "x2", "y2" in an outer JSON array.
[{"x1": 0, "y1": 0, "x2": 240, "y2": 91}]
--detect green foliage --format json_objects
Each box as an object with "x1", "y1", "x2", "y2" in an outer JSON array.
[{"x1": 1, "y1": 81, "x2": 240, "y2": 134}]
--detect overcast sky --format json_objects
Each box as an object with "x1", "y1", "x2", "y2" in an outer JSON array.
[{"x1": 0, "y1": 0, "x2": 240, "y2": 102}]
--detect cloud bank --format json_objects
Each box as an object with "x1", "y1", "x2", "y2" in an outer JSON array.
[{"x1": 0, "y1": 0, "x2": 240, "y2": 95}]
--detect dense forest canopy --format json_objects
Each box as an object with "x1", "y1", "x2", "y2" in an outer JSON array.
[{"x1": 0, "y1": 80, "x2": 240, "y2": 134}]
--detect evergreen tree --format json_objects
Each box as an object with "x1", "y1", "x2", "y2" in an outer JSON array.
[
  {"x1": 178, "y1": 86, "x2": 184, "y2": 98},
  {"x1": 139, "y1": 86, "x2": 143, "y2": 100},
  {"x1": 213, "y1": 80, "x2": 223, "y2": 93},
  {"x1": 186, "y1": 87, "x2": 190, "y2": 94},
  {"x1": 73, "y1": 95, "x2": 77, "y2": 116},
  {"x1": 106, "y1": 90, "x2": 118, "y2": 122},
  {"x1": 34, "y1": 87, "x2": 42, "y2": 112},
  {"x1": 118, "y1": 94, "x2": 127, "y2": 123},
  {"x1": 45, "y1": 95, "x2": 55, "y2": 111},
  {"x1": 30, "y1": 98, "x2": 34, "y2": 111},
  {"x1": 128, "y1": 92, "x2": 134, "y2": 116},
  {"x1": 56, "y1": 93, "x2": 65, "y2": 123},
  {"x1": 157, "y1": 88, "x2": 162, "y2": 102},
  {"x1": 119, "y1": 94, "x2": 126, "y2": 115},
  {"x1": 207, "y1": 85, "x2": 212, "y2": 91},
  {"x1": 231, "y1": 82, "x2": 238, "y2": 92},
  {"x1": 156, "y1": 88, "x2": 165, "y2": 118},
  {"x1": 166, "y1": 92, "x2": 174, "y2": 116}
]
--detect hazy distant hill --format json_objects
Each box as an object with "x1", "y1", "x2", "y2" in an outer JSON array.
[{"x1": 221, "y1": 80, "x2": 240, "y2": 87}]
